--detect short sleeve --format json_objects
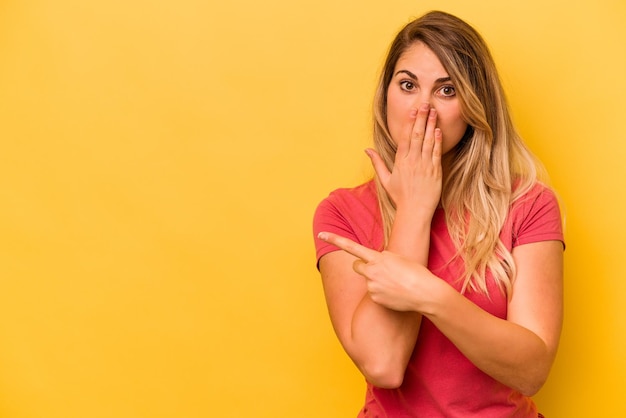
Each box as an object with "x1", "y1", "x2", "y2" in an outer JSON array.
[
  {"x1": 312, "y1": 181, "x2": 383, "y2": 266},
  {"x1": 510, "y1": 186, "x2": 565, "y2": 249},
  {"x1": 312, "y1": 198, "x2": 357, "y2": 262}
]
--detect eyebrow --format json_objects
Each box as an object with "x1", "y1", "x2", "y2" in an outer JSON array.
[{"x1": 394, "y1": 70, "x2": 451, "y2": 84}]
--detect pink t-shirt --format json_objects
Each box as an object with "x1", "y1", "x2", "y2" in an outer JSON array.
[{"x1": 313, "y1": 180, "x2": 564, "y2": 418}]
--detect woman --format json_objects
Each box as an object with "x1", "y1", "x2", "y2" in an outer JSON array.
[{"x1": 313, "y1": 10, "x2": 563, "y2": 418}]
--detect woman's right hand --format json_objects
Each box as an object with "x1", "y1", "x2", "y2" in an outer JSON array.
[
  {"x1": 367, "y1": 103, "x2": 443, "y2": 217},
  {"x1": 319, "y1": 231, "x2": 440, "y2": 313}
]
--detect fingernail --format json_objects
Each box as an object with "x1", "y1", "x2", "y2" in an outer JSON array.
[
  {"x1": 409, "y1": 108, "x2": 418, "y2": 118},
  {"x1": 364, "y1": 148, "x2": 373, "y2": 158},
  {"x1": 318, "y1": 232, "x2": 328, "y2": 240},
  {"x1": 420, "y1": 103, "x2": 430, "y2": 111}
]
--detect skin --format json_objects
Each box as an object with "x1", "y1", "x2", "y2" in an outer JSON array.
[
  {"x1": 318, "y1": 41, "x2": 563, "y2": 395},
  {"x1": 385, "y1": 42, "x2": 468, "y2": 158}
]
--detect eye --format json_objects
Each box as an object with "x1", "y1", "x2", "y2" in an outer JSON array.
[
  {"x1": 400, "y1": 80, "x2": 416, "y2": 92},
  {"x1": 438, "y1": 85, "x2": 456, "y2": 97}
]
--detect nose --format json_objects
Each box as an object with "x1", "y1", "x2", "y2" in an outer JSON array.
[
  {"x1": 414, "y1": 101, "x2": 433, "y2": 115},
  {"x1": 414, "y1": 94, "x2": 433, "y2": 112}
]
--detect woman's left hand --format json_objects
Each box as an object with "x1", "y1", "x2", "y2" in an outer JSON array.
[{"x1": 318, "y1": 231, "x2": 437, "y2": 312}]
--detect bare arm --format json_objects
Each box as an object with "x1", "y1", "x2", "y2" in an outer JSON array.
[
  {"x1": 422, "y1": 240, "x2": 563, "y2": 395},
  {"x1": 319, "y1": 252, "x2": 419, "y2": 388},
  {"x1": 319, "y1": 233, "x2": 563, "y2": 395},
  {"x1": 317, "y1": 104, "x2": 441, "y2": 388}
]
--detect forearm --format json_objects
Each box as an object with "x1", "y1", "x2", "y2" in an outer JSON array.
[
  {"x1": 350, "y1": 294, "x2": 421, "y2": 388},
  {"x1": 424, "y1": 280, "x2": 556, "y2": 395}
]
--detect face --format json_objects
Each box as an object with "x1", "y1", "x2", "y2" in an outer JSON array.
[{"x1": 386, "y1": 41, "x2": 468, "y2": 155}]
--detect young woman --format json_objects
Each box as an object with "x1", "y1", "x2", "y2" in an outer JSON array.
[{"x1": 313, "y1": 11, "x2": 563, "y2": 417}]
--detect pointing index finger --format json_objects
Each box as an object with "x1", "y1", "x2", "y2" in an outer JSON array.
[{"x1": 317, "y1": 232, "x2": 378, "y2": 263}]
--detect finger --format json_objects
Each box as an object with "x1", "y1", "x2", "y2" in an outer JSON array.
[
  {"x1": 365, "y1": 148, "x2": 390, "y2": 187},
  {"x1": 352, "y1": 258, "x2": 367, "y2": 276},
  {"x1": 432, "y1": 128, "x2": 443, "y2": 166},
  {"x1": 317, "y1": 232, "x2": 378, "y2": 263},
  {"x1": 408, "y1": 103, "x2": 431, "y2": 158},
  {"x1": 421, "y1": 108, "x2": 437, "y2": 158}
]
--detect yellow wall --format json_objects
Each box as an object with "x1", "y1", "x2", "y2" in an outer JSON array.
[{"x1": 0, "y1": 0, "x2": 624, "y2": 416}]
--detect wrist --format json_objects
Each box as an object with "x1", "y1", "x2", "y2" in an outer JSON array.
[
  {"x1": 393, "y1": 205, "x2": 434, "y2": 227},
  {"x1": 418, "y1": 274, "x2": 454, "y2": 316},
  {"x1": 387, "y1": 210, "x2": 432, "y2": 261}
]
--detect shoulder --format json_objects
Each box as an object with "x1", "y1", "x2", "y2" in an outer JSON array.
[
  {"x1": 313, "y1": 180, "x2": 383, "y2": 261},
  {"x1": 510, "y1": 182, "x2": 561, "y2": 220},
  {"x1": 507, "y1": 182, "x2": 564, "y2": 248},
  {"x1": 314, "y1": 180, "x2": 379, "y2": 224},
  {"x1": 320, "y1": 180, "x2": 378, "y2": 208}
]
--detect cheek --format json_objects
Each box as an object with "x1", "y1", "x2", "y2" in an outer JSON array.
[{"x1": 386, "y1": 92, "x2": 412, "y2": 142}]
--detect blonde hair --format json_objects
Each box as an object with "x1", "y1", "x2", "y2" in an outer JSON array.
[{"x1": 373, "y1": 11, "x2": 547, "y2": 295}]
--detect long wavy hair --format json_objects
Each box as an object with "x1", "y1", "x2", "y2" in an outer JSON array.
[{"x1": 373, "y1": 11, "x2": 547, "y2": 295}]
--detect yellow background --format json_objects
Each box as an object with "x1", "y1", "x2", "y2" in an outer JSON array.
[{"x1": 1, "y1": 0, "x2": 624, "y2": 417}]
